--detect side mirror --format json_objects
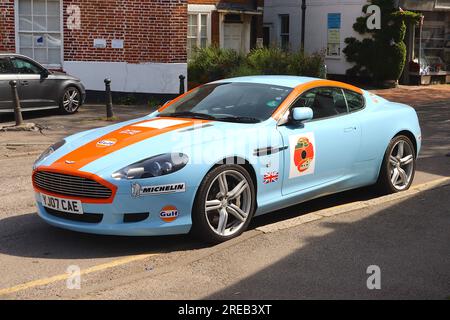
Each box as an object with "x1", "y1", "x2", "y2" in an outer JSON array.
[
  {"x1": 40, "y1": 69, "x2": 49, "y2": 79},
  {"x1": 289, "y1": 107, "x2": 313, "y2": 125}
]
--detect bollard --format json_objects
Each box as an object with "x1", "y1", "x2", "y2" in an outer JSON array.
[
  {"x1": 9, "y1": 80, "x2": 23, "y2": 126},
  {"x1": 179, "y1": 74, "x2": 186, "y2": 95},
  {"x1": 104, "y1": 78, "x2": 114, "y2": 119}
]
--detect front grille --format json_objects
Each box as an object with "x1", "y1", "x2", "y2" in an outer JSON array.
[
  {"x1": 34, "y1": 171, "x2": 112, "y2": 199},
  {"x1": 44, "y1": 207, "x2": 103, "y2": 223}
]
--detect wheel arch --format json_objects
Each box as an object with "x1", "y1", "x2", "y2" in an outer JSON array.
[{"x1": 392, "y1": 130, "x2": 418, "y2": 158}]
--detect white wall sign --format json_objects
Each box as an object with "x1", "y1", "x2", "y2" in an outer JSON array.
[
  {"x1": 93, "y1": 39, "x2": 107, "y2": 48},
  {"x1": 112, "y1": 39, "x2": 124, "y2": 49}
]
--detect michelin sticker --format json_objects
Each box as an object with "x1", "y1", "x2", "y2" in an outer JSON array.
[
  {"x1": 289, "y1": 132, "x2": 316, "y2": 178},
  {"x1": 132, "y1": 182, "x2": 186, "y2": 197}
]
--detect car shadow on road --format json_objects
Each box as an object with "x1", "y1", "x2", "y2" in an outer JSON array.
[
  {"x1": 0, "y1": 213, "x2": 207, "y2": 259},
  {"x1": 208, "y1": 184, "x2": 450, "y2": 299},
  {"x1": 0, "y1": 185, "x2": 378, "y2": 260}
]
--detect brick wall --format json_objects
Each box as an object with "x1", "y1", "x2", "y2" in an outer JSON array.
[
  {"x1": 63, "y1": 0, "x2": 188, "y2": 63},
  {"x1": 0, "y1": 0, "x2": 15, "y2": 52}
]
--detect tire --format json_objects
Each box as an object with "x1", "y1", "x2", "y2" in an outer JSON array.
[
  {"x1": 191, "y1": 164, "x2": 256, "y2": 244},
  {"x1": 59, "y1": 86, "x2": 81, "y2": 114},
  {"x1": 376, "y1": 135, "x2": 416, "y2": 194}
]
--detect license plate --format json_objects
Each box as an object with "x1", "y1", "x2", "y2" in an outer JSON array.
[{"x1": 40, "y1": 193, "x2": 83, "y2": 215}]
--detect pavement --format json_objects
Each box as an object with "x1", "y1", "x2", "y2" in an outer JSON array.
[{"x1": 0, "y1": 85, "x2": 448, "y2": 300}]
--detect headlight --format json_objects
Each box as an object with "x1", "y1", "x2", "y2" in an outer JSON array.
[
  {"x1": 112, "y1": 153, "x2": 189, "y2": 180},
  {"x1": 34, "y1": 140, "x2": 66, "y2": 167}
]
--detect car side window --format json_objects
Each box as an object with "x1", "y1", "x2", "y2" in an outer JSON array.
[
  {"x1": 0, "y1": 58, "x2": 13, "y2": 74},
  {"x1": 294, "y1": 87, "x2": 348, "y2": 120},
  {"x1": 343, "y1": 89, "x2": 364, "y2": 112},
  {"x1": 11, "y1": 58, "x2": 42, "y2": 74}
]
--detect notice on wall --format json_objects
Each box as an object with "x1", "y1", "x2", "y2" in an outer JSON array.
[
  {"x1": 112, "y1": 39, "x2": 124, "y2": 49},
  {"x1": 93, "y1": 39, "x2": 107, "y2": 48},
  {"x1": 327, "y1": 13, "x2": 341, "y2": 56}
]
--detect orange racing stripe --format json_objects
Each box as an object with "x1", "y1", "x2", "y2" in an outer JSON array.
[{"x1": 49, "y1": 117, "x2": 207, "y2": 172}]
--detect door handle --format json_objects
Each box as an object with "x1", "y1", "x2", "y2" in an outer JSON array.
[
  {"x1": 20, "y1": 80, "x2": 29, "y2": 86},
  {"x1": 344, "y1": 126, "x2": 357, "y2": 132}
]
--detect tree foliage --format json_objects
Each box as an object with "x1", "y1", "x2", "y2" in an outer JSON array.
[{"x1": 343, "y1": 0, "x2": 421, "y2": 82}]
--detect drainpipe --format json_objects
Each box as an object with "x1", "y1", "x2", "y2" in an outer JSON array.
[{"x1": 301, "y1": 0, "x2": 306, "y2": 53}]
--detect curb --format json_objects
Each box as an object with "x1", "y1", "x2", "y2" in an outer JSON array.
[{"x1": 256, "y1": 177, "x2": 450, "y2": 234}]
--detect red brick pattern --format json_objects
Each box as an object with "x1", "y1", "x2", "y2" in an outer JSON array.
[
  {"x1": 63, "y1": 0, "x2": 187, "y2": 63},
  {"x1": 0, "y1": 0, "x2": 16, "y2": 53}
]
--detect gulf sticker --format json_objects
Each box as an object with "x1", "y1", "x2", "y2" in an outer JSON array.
[
  {"x1": 288, "y1": 132, "x2": 316, "y2": 178},
  {"x1": 96, "y1": 138, "x2": 118, "y2": 148},
  {"x1": 159, "y1": 205, "x2": 179, "y2": 223}
]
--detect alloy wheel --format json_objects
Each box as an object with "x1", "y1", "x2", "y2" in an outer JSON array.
[
  {"x1": 389, "y1": 139, "x2": 414, "y2": 191},
  {"x1": 204, "y1": 170, "x2": 252, "y2": 237},
  {"x1": 63, "y1": 88, "x2": 80, "y2": 113}
]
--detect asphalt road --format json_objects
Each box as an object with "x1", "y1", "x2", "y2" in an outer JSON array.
[{"x1": 0, "y1": 101, "x2": 448, "y2": 300}]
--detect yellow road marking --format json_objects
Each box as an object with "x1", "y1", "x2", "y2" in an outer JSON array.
[{"x1": 0, "y1": 253, "x2": 158, "y2": 297}]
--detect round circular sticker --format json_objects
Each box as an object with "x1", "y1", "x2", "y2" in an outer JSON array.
[
  {"x1": 159, "y1": 205, "x2": 179, "y2": 223},
  {"x1": 96, "y1": 138, "x2": 117, "y2": 148},
  {"x1": 294, "y1": 137, "x2": 315, "y2": 172}
]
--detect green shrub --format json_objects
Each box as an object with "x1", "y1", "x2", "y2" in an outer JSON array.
[
  {"x1": 188, "y1": 46, "x2": 325, "y2": 84},
  {"x1": 188, "y1": 46, "x2": 244, "y2": 84}
]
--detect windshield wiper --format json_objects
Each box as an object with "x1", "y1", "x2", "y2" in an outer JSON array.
[
  {"x1": 158, "y1": 112, "x2": 217, "y2": 120},
  {"x1": 216, "y1": 116, "x2": 261, "y2": 123}
]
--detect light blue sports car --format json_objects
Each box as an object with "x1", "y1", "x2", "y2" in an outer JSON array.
[{"x1": 32, "y1": 76, "x2": 421, "y2": 243}]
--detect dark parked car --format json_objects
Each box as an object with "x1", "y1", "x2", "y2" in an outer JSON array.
[{"x1": 0, "y1": 53, "x2": 85, "y2": 114}]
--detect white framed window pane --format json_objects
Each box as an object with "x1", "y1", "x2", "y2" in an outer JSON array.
[
  {"x1": 34, "y1": 48, "x2": 47, "y2": 64},
  {"x1": 47, "y1": 0, "x2": 60, "y2": 16},
  {"x1": 33, "y1": 34, "x2": 46, "y2": 47},
  {"x1": 19, "y1": 34, "x2": 33, "y2": 47},
  {"x1": 19, "y1": 16, "x2": 32, "y2": 30},
  {"x1": 19, "y1": 0, "x2": 32, "y2": 15},
  {"x1": 33, "y1": 16, "x2": 47, "y2": 31},
  {"x1": 33, "y1": 0, "x2": 46, "y2": 15},
  {"x1": 47, "y1": 16, "x2": 60, "y2": 31},
  {"x1": 201, "y1": 14, "x2": 207, "y2": 26},
  {"x1": 48, "y1": 48, "x2": 61, "y2": 65},
  {"x1": 200, "y1": 38, "x2": 207, "y2": 48},
  {"x1": 188, "y1": 14, "x2": 197, "y2": 26},
  {"x1": 188, "y1": 25, "x2": 197, "y2": 37},
  {"x1": 201, "y1": 25, "x2": 207, "y2": 38},
  {"x1": 47, "y1": 34, "x2": 61, "y2": 48},
  {"x1": 19, "y1": 48, "x2": 33, "y2": 58}
]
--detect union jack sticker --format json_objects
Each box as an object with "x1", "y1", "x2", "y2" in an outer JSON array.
[{"x1": 263, "y1": 171, "x2": 279, "y2": 184}]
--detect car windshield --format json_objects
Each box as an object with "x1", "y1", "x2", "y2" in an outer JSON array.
[{"x1": 158, "y1": 82, "x2": 293, "y2": 123}]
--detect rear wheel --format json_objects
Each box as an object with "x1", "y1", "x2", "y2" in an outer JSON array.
[
  {"x1": 60, "y1": 87, "x2": 81, "y2": 114},
  {"x1": 191, "y1": 165, "x2": 256, "y2": 244},
  {"x1": 376, "y1": 135, "x2": 416, "y2": 194}
]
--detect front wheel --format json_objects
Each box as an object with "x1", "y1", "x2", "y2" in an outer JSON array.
[
  {"x1": 59, "y1": 87, "x2": 81, "y2": 114},
  {"x1": 376, "y1": 135, "x2": 416, "y2": 194},
  {"x1": 191, "y1": 165, "x2": 256, "y2": 244}
]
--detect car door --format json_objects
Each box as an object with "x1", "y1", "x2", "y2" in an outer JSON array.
[
  {"x1": 10, "y1": 56, "x2": 54, "y2": 109},
  {"x1": 0, "y1": 56, "x2": 18, "y2": 111},
  {"x1": 278, "y1": 87, "x2": 361, "y2": 196}
]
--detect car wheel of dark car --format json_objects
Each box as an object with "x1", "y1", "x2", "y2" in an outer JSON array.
[
  {"x1": 60, "y1": 86, "x2": 81, "y2": 114},
  {"x1": 191, "y1": 164, "x2": 256, "y2": 244},
  {"x1": 376, "y1": 135, "x2": 416, "y2": 194}
]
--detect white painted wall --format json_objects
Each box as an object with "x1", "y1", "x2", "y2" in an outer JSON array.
[
  {"x1": 264, "y1": 0, "x2": 369, "y2": 75},
  {"x1": 63, "y1": 61, "x2": 187, "y2": 94}
]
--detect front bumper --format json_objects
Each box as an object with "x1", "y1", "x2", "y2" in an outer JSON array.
[{"x1": 34, "y1": 188, "x2": 194, "y2": 236}]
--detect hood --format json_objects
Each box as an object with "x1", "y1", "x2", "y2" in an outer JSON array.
[
  {"x1": 48, "y1": 70, "x2": 80, "y2": 81},
  {"x1": 38, "y1": 116, "x2": 275, "y2": 176}
]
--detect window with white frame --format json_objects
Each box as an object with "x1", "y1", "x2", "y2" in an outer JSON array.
[
  {"x1": 16, "y1": 0, "x2": 62, "y2": 67},
  {"x1": 279, "y1": 14, "x2": 289, "y2": 50},
  {"x1": 187, "y1": 13, "x2": 209, "y2": 59}
]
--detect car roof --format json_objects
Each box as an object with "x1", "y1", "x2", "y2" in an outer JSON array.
[{"x1": 212, "y1": 75, "x2": 320, "y2": 88}]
